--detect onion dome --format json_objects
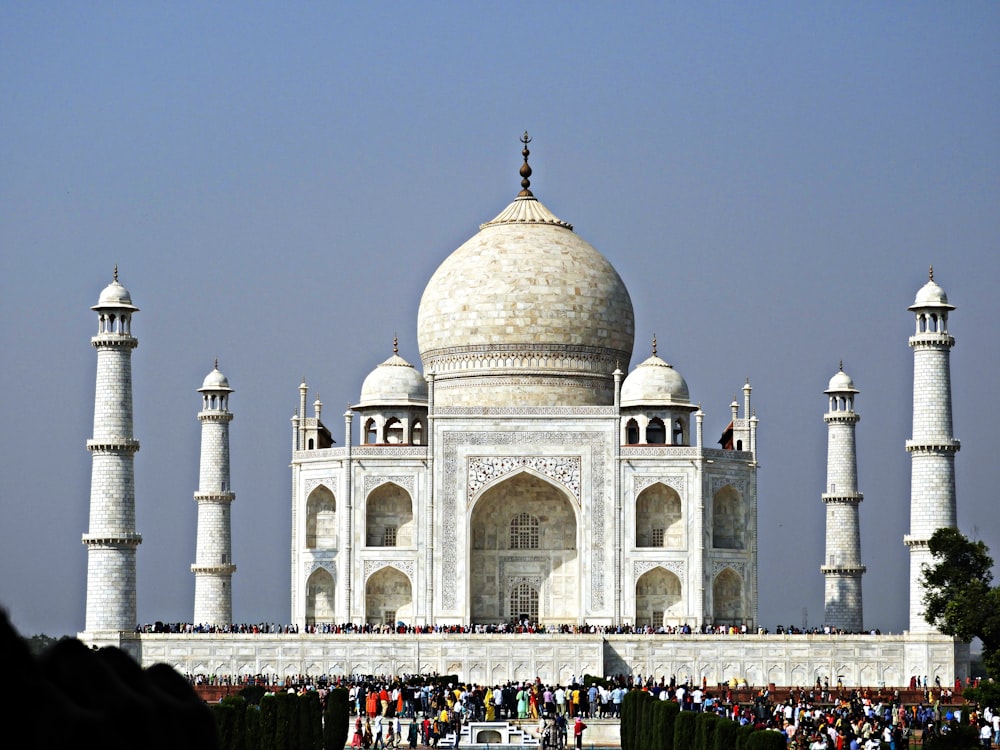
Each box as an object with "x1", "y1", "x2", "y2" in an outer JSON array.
[
  {"x1": 199, "y1": 359, "x2": 233, "y2": 393},
  {"x1": 355, "y1": 338, "x2": 428, "y2": 408},
  {"x1": 824, "y1": 362, "x2": 858, "y2": 394},
  {"x1": 620, "y1": 336, "x2": 690, "y2": 406},
  {"x1": 417, "y1": 133, "x2": 634, "y2": 407},
  {"x1": 92, "y1": 265, "x2": 138, "y2": 311},
  {"x1": 909, "y1": 266, "x2": 954, "y2": 311}
]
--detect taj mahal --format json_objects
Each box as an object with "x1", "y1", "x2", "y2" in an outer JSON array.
[{"x1": 79, "y1": 136, "x2": 968, "y2": 685}]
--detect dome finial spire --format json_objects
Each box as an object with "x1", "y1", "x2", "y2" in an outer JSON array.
[
  {"x1": 652, "y1": 333, "x2": 657, "y2": 357},
  {"x1": 113, "y1": 264, "x2": 119, "y2": 282},
  {"x1": 214, "y1": 357, "x2": 219, "y2": 370},
  {"x1": 393, "y1": 332, "x2": 398, "y2": 355},
  {"x1": 929, "y1": 265, "x2": 934, "y2": 282},
  {"x1": 839, "y1": 359, "x2": 844, "y2": 371},
  {"x1": 518, "y1": 131, "x2": 534, "y2": 197}
]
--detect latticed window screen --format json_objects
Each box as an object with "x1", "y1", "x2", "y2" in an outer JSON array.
[
  {"x1": 651, "y1": 528, "x2": 665, "y2": 547},
  {"x1": 510, "y1": 581, "x2": 539, "y2": 621},
  {"x1": 509, "y1": 513, "x2": 539, "y2": 549},
  {"x1": 384, "y1": 610, "x2": 396, "y2": 626},
  {"x1": 383, "y1": 526, "x2": 397, "y2": 546}
]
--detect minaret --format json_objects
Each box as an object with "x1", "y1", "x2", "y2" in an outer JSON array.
[
  {"x1": 905, "y1": 267, "x2": 959, "y2": 633},
  {"x1": 821, "y1": 362, "x2": 865, "y2": 632},
  {"x1": 83, "y1": 267, "x2": 141, "y2": 632},
  {"x1": 192, "y1": 360, "x2": 236, "y2": 626}
]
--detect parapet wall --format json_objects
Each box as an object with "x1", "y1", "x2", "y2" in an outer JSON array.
[{"x1": 84, "y1": 631, "x2": 969, "y2": 687}]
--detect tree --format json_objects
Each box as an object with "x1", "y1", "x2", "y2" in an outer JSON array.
[{"x1": 922, "y1": 527, "x2": 1000, "y2": 676}]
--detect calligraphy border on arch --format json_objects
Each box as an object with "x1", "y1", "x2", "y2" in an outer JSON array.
[
  {"x1": 363, "y1": 475, "x2": 416, "y2": 496},
  {"x1": 441, "y1": 431, "x2": 607, "y2": 611},
  {"x1": 364, "y1": 559, "x2": 415, "y2": 582},
  {"x1": 468, "y1": 456, "x2": 581, "y2": 501},
  {"x1": 633, "y1": 475, "x2": 686, "y2": 495},
  {"x1": 633, "y1": 559, "x2": 685, "y2": 583},
  {"x1": 304, "y1": 477, "x2": 337, "y2": 497}
]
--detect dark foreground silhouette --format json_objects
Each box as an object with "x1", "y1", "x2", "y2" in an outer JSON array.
[{"x1": 2, "y1": 609, "x2": 218, "y2": 750}]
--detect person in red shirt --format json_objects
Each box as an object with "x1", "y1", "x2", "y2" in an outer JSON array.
[{"x1": 573, "y1": 717, "x2": 587, "y2": 749}]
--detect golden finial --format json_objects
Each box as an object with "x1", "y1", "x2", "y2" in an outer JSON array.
[
  {"x1": 518, "y1": 131, "x2": 533, "y2": 197},
  {"x1": 929, "y1": 265, "x2": 934, "y2": 282}
]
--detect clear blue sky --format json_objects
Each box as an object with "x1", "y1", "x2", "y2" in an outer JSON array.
[{"x1": 2, "y1": 2, "x2": 998, "y2": 638}]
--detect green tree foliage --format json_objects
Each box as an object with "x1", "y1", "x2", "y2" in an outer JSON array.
[
  {"x1": 621, "y1": 689, "x2": 643, "y2": 750},
  {"x1": 299, "y1": 691, "x2": 322, "y2": 750},
  {"x1": 744, "y1": 729, "x2": 787, "y2": 750},
  {"x1": 922, "y1": 527, "x2": 1000, "y2": 676},
  {"x1": 275, "y1": 691, "x2": 297, "y2": 750},
  {"x1": 713, "y1": 716, "x2": 738, "y2": 750},
  {"x1": 260, "y1": 694, "x2": 278, "y2": 750},
  {"x1": 211, "y1": 700, "x2": 240, "y2": 750},
  {"x1": 923, "y1": 720, "x2": 981, "y2": 749},
  {"x1": 673, "y1": 710, "x2": 697, "y2": 750},
  {"x1": 694, "y1": 712, "x2": 718, "y2": 750},
  {"x1": 247, "y1": 704, "x2": 262, "y2": 750},
  {"x1": 325, "y1": 687, "x2": 350, "y2": 750}
]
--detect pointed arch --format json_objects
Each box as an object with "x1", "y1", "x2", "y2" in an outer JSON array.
[
  {"x1": 636, "y1": 482, "x2": 683, "y2": 548},
  {"x1": 646, "y1": 417, "x2": 666, "y2": 444},
  {"x1": 469, "y1": 470, "x2": 578, "y2": 624},
  {"x1": 366, "y1": 481, "x2": 414, "y2": 547},
  {"x1": 306, "y1": 484, "x2": 337, "y2": 549},
  {"x1": 712, "y1": 567, "x2": 744, "y2": 624},
  {"x1": 712, "y1": 484, "x2": 744, "y2": 549},
  {"x1": 365, "y1": 565, "x2": 413, "y2": 625},
  {"x1": 306, "y1": 567, "x2": 336, "y2": 625},
  {"x1": 625, "y1": 418, "x2": 640, "y2": 445},
  {"x1": 635, "y1": 566, "x2": 683, "y2": 628}
]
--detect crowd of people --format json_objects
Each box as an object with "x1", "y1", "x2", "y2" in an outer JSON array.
[
  {"x1": 140, "y1": 619, "x2": 895, "y2": 636},
  {"x1": 187, "y1": 668, "x2": 999, "y2": 749}
]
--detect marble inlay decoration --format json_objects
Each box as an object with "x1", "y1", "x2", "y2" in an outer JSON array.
[
  {"x1": 468, "y1": 456, "x2": 581, "y2": 500},
  {"x1": 363, "y1": 475, "x2": 415, "y2": 496},
  {"x1": 364, "y1": 559, "x2": 415, "y2": 582}
]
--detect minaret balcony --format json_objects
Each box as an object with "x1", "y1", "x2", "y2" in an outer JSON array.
[
  {"x1": 905, "y1": 439, "x2": 960, "y2": 453},
  {"x1": 82, "y1": 532, "x2": 142, "y2": 547},
  {"x1": 86, "y1": 438, "x2": 140, "y2": 453},
  {"x1": 820, "y1": 565, "x2": 866, "y2": 575},
  {"x1": 191, "y1": 564, "x2": 237, "y2": 575}
]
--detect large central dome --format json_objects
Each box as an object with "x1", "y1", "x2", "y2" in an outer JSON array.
[{"x1": 417, "y1": 137, "x2": 634, "y2": 407}]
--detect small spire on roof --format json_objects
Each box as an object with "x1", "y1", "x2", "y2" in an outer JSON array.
[
  {"x1": 113, "y1": 264, "x2": 119, "y2": 282},
  {"x1": 929, "y1": 265, "x2": 935, "y2": 282},
  {"x1": 652, "y1": 334, "x2": 657, "y2": 357},
  {"x1": 393, "y1": 333, "x2": 398, "y2": 355},
  {"x1": 518, "y1": 131, "x2": 534, "y2": 197},
  {"x1": 214, "y1": 357, "x2": 219, "y2": 370},
  {"x1": 839, "y1": 360, "x2": 843, "y2": 372}
]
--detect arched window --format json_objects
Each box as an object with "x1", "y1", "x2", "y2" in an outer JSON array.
[
  {"x1": 411, "y1": 421, "x2": 423, "y2": 445},
  {"x1": 364, "y1": 418, "x2": 378, "y2": 445},
  {"x1": 673, "y1": 419, "x2": 685, "y2": 445},
  {"x1": 625, "y1": 418, "x2": 640, "y2": 445},
  {"x1": 509, "y1": 513, "x2": 539, "y2": 549},
  {"x1": 647, "y1": 418, "x2": 666, "y2": 444},
  {"x1": 384, "y1": 417, "x2": 404, "y2": 444}
]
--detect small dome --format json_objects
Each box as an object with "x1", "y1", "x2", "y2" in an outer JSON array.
[
  {"x1": 92, "y1": 268, "x2": 138, "y2": 311},
  {"x1": 909, "y1": 268, "x2": 954, "y2": 311},
  {"x1": 356, "y1": 352, "x2": 428, "y2": 408},
  {"x1": 199, "y1": 363, "x2": 233, "y2": 392},
  {"x1": 620, "y1": 355, "x2": 690, "y2": 407},
  {"x1": 825, "y1": 367, "x2": 858, "y2": 394}
]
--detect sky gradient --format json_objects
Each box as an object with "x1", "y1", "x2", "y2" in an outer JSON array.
[{"x1": 2, "y1": 2, "x2": 998, "y2": 640}]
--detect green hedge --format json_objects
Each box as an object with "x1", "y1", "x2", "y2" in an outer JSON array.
[
  {"x1": 324, "y1": 688, "x2": 350, "y2": 750},
  {"x1": 694, "y1": 712, "x2": 718, "y2": 750},
  {"x1": 673, "y1": 710, "x2": 697, "y2": 750}
]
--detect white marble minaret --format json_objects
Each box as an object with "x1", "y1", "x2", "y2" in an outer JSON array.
[
  {"x1": 84, "y1": 267, "x2": 141, "y2": 632},
  {"x1": 905, "y1": 267, "x2": 959, "y2": 633},
  {"x1": 192, "y1": 361, "x2": 236, "y2": 626},
  {"x1": 821, "y1": 363, "x2": 865, "y2": 632}
]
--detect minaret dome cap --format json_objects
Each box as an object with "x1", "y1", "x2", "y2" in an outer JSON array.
[
  {"x1": 199, "y1": 363, "x2": 233, "y2": 393},
  {"x1": 825, "y1": 367, "x2": 858, "y2": 394},
  {"x1": 92, "y1": 268, "x2": 138, "y2": 312},
  {"x1": 909, "y1": 267, "x2": 954, "y2": 311}
]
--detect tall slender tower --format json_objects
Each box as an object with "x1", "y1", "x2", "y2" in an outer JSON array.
[
  {"x1": 83, "y1": 267, "x2": 141, "y2": 632},
  {"x1": 905, "y1": 267, "x2": 959, "y2": 633},
  {"x1": 192, "y1": 361, "x2": 236, "y2": 626},
  {"x1": 821, "y1": 363, "x2": 865, "y2": 632}
]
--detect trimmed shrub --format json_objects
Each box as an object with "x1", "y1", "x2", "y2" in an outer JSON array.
[
  {"x1": 299, "y1": 691, "x2": 322, "y2": 750},
  {"x1": 712, "y1": 715, "x2": 738, "y2": 750},
  {"x1": 744, "y1": 728, "x2": 787, "y2": 750},
  {"x1": 246, "y1": 705, "x2": 262, "y2": 750},
  {"x1": 673, "y1": 710, "x2": 697, "y2": 750},
  {"x1": 211, "y1": 701, "x2": 240, "y2": 750},
  {"x1": 694, "y1": 711, "x2": 718, "y2": 750},
  {"x1": 324, "y1": 687, "x2": 350, "y2": 750},
  {"x1": 736, "y1": 722, "x2": 755, "y2": 750},
  {"x1": 260, "y1": 694, "x2": 278, "y2": 750}
]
